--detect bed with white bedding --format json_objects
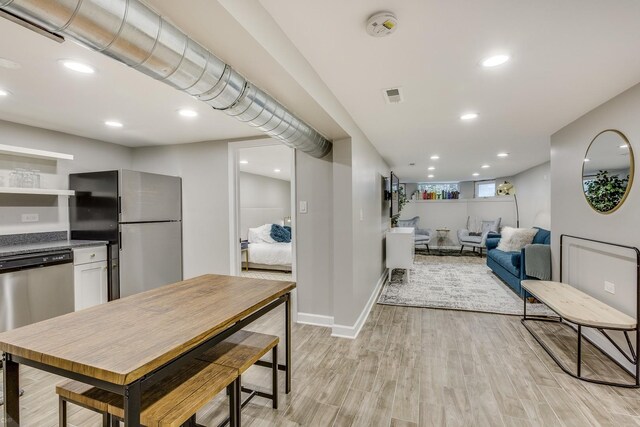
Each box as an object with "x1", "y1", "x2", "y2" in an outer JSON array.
[{"x1": 246, "y1": 224, "x2": 292, "y2": 272}]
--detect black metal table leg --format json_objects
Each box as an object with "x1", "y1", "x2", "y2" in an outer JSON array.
[
  {"x1": 272, "y1": 345, "x2": 278, "y2": 409},
  {"x1": 577, "y1": 325, "x2": 582, "y2": 377},
  {"x1": 285, "y1": 293, "x2": 291, "y2": 394},
  {"x1": 124, "y1": 381, "x2": 141, "y2": 427},
  {"x1": 3, "y1": 355, "x2": 20, "y2": 426}
]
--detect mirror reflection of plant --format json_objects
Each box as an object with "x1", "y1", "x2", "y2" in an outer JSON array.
[
  {"x1": 585, "y1": 170, "x2": 629, "y2": 212},
  {"x1": 391, "y1": 186, "x2": 409, "y2": 226}
]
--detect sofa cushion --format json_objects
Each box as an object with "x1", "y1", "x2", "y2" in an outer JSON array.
[
  {"x1": 532, "y1": 227, "x2": 551, "y2": 245},
  {"x1": 488, "y1": 249, "x2": 520, "y2": 277},
  {"x1": 510, "y1": 252, "x2": 521, "y2": 269}
]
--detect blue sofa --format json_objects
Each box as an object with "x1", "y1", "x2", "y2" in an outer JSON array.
[{"x1": 486, "y1": 227, "x2": 551, "y2": 297}]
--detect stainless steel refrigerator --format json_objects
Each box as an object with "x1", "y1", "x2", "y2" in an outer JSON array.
[{"x1": 69, "y1": 170, "x2": 182, "y2": 299}]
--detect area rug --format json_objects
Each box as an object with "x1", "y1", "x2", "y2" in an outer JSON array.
[{"x1": 377, "y1": 255, "x2": 553, "y2": 316}]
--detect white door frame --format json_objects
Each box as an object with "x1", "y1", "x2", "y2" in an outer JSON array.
[{"x1": 227, "y1": 139, "x2": 298, "y2": 320}]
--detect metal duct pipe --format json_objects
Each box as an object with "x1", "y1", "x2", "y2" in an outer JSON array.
[{"x1": 0, "y1": 0, "x2": 332, "y2": 158}]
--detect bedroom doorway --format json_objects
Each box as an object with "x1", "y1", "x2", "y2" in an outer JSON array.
[{"x1": 228, "y1": 139, "x2": 296, "y2": 284}]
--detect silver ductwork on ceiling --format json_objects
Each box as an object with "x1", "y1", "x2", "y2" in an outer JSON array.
[{"x1": 0, "y1": 0, "x2": 332, "y2": 158}]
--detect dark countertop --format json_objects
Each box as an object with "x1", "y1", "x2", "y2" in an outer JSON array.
[{"x1": 0, "y1": 239, "x2": 108, "y2": 258}]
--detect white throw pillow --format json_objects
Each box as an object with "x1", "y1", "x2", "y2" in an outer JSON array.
[
  {"x1": 247, "y1": 224, "x2": 276, "y2": 244},
  {"x1": 497, "y1": 227, "x2": 538, "y2": 252}
]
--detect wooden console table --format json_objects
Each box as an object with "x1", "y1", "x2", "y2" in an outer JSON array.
[{"x1": 522, "y1": 279, "x2": 638, "y2": 388}]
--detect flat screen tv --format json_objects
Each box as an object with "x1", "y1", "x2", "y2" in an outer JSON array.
[{"x1": 390, "y1": 171, "x2": 400, "y2": 217}]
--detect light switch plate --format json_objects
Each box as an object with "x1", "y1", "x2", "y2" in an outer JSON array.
[
  {"x1": 604, "y1": 281, "x2": 615, "y2": 294},
  {"x1": 21, "y1": 213, "x2": 39, "y2": 222},
  {"x1": 299, "y1": 201, "x2": 308, "y2": 214}
]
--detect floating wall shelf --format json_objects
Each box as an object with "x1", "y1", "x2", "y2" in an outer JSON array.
[
  {"x1": 0, "y1": 144, "x2": 74, "y2": 161},
  {"x1": 0, "y1": 187, "x2": 75, "y2": 196}
]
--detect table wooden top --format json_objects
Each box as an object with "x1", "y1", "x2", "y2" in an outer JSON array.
[
  {"x1": 522, "y1": 280, "x2": 636, "y2": 329},
  {"x1": 0, "y1": 274, "x2": 295, "y2": 385}
]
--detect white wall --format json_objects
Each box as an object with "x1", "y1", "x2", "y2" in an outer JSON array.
[
  {"x1": 0, "y1": 120, "x2": 132, "y2": 235},
  {"x1": 296, "y1": 150, "x2": 334, "y2": 320},
  {"x1": 132, "y1": 141, "x2": 230, "y2": 279},
  {"x1": 551, "y1": 82, "x2": 640, "y2": 372},
  {"x1": 512, "y1": 161, "x2": 551, "y2": 229}
]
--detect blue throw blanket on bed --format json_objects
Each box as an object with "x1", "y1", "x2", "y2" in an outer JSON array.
[{"x1": 271, "y1": 224, "x2": 291, "y2": 243}]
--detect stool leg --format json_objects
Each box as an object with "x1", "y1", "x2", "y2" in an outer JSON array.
[
  {"x1": 228, "y1": 381, "x2": 237, "y2": 427},
  {"x1": 272, "y1": 346, "x2": 278, "y2": 409},
  {"x1": 59, "y1": 397, "x2": 67, "y2": 427}
]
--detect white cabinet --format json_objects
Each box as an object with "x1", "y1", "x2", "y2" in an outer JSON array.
[
  {"x1": 386, "y1": 227, "x2": 415, "y2": 275},
  {"x1": 73, "y1": 246, "x2": 108, "y2": 311}
]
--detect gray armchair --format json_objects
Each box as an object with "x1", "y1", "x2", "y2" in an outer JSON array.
[
  {"x1": 397, "y1": 216, "x2": 433, "y2": 252},
  {"x1": 457, "y1": 217, "x2": 501, "y2": 256}
]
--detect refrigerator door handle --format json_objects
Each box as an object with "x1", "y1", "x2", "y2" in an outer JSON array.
[{"x1": 119, "y1": 231, "x2": 122, "y2": 251}]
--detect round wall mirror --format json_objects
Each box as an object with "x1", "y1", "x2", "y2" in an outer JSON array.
[{"x1": 582, "y1": 129, "x2": 634, "y2": 214}]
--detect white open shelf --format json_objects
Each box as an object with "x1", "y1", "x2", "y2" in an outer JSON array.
[
  {"x1": 0, "y1": 144, "x2": 74, "y2": 161},
  {"x1": 0, "y1": 187, "x2": 74, "y2": 196}
]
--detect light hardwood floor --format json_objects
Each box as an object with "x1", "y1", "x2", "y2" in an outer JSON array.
[{"x1": 2, "y1": 303, "x2": 639, "y2": 426}]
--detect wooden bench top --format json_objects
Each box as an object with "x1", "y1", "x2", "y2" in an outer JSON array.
[
  {"x1": 0, "y1": 274, "x2": 295, "y2": 385},
  {"x1": 197, "y1": 330, "x2": 278, "y2": 374},
  {"x1": 522, "y1": 280, "x2": 637, "y2": 330},
  {"x1": 57, "y1": 360, "x2": 236, "y2": 427}
]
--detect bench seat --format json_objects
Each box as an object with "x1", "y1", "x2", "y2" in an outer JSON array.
[
  {"x1": 57, "y1": 360, "x2": 237, "y2": 427},
  {"x1": 522, "y1": 280, "x2": 636, "y2": 329},
  {"x1": 197, "y1": 330, "x2": 278, "y2": 373}
]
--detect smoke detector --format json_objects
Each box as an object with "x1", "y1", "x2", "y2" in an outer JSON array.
[
  {"x1": 366, "y1": 12, "x2": 398, "y2": 37},
  {"x1": 383, "y1": 87, "x2": 403, "y2": 104}
]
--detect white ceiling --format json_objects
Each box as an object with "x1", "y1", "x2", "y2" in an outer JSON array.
[
  {"x1": 260, "y1": 0, "x2": 640, "y2": 182},
  {"x1": 0, "y1": 0, "x2": 347, "y2": 147},
  {"x1": 239, "y1": 143, "x2": 293, "y2": 181}
]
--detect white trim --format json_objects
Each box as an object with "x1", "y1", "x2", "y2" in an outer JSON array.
[
  {"x1": 296, "y1": 312, "x2": 334, "y2": 327},
  {"x1": 0, "y1": 143, "x2": 74, "y2": 160},
  {"x1": 331, "y1": 269, "x2": 388, "y2": 339}
]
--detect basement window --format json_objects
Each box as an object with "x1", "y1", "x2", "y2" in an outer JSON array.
[{"x1": 475, "y1": 181, "x2": 496, "y2": 198}]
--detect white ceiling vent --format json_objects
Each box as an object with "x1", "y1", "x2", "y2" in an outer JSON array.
[{"x1": 383, "y1": 87, "x2": 403, "y2": 104}]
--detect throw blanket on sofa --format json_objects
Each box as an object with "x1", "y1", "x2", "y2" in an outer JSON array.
[{"x1": 525, "y1": 244, "x2": 551, "y2": 280}]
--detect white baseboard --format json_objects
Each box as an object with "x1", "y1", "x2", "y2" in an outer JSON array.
[
  {"x1": 331, "y1": 269, "x2": 388, "y2": 339},
  {"x1": 296, "y1": 312, "x2": 334, "y2": 328}
]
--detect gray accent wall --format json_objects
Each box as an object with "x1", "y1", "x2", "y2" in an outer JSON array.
[
  {"x1": 132, "y1": 141, "x2": 231, "y2": 279},
  {"x1": 0, "y1": 120, "x2": 132, "y2": 235},
  {"x1": 551, "y1": 82, "x2": 640, "y2": 371}
]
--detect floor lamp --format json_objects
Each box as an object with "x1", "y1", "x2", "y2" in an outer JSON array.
[{"x1": 497, "y1": 181, "x2": 520, "y2": 227}]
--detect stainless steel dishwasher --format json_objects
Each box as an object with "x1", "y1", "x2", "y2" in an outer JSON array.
[{"x1": 0, "y1": 250, "x2": 74, "y2": 333}]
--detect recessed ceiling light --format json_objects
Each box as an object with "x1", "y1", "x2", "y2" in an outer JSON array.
[
  {"x1": 584, "y1": 158, "x2": 590, "y2": 162},
  {"x1": 497, "y1": 152, "x2": 509, "y2": 158},
  {"x1": 239, "y1": 160, "x2": 249, "y2": 164},
  {"x1": 430, "y1": 155, "x2": 440, "y2": 160},
  {"x1": 60, "y1": 60, "x2": 95, "y2": 74},
  {"x1": 472, "y1": 173, "x2": 480, "y2": 177},
  {"x1": 482, "y1": 54, "x2": 510, "y2": 68},
  {"x1": 460, "y1": 113, "x2": 479, "y2": 121},
  {"x1": 0, "y1": 58, "x2": 21, "y2": 70},
  {"x1": 427, "y1": 166, "x2": 435, "y2": 171},
  {"x1": 427, "y1": 174, "x2": 435, "y2": 178},
  {"x1": 481, "y1": 164, "x2": 490, "y2": 169},
  {"x1": 0, "y1": 89, "x2": 9, "y2": 97},
  {"x1": 178, "y1": 109, "x2": 198, "y2": 118},
  {"x1": 274, "y1": 169, "x2": 281, "y2": 173},
  {"x1": 620, "y1": 144, "x2": 629, "y2": 149},
  {"x1": 104, "y1": 120, "x2": 123, "y2": 128}
]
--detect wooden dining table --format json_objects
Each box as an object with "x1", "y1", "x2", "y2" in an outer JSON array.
[{"x1": 0, "y1": 274, "x2": 295, "y2": 426}]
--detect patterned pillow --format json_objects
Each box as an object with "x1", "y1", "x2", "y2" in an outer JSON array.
[{"x1": 497, "y1": 227, "x2": 537, "y2": 252}]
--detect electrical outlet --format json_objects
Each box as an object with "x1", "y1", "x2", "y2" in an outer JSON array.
[
  {"x1": 604, "y1": 281, "x2": 615, "y2": 294},
  {"x1": 21, "y1": 213, "x2": 39, "y2": 222}
]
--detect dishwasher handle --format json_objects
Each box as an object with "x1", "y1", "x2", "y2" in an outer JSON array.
[{"x1": 0, "y1": 250, "x2": 73, "y2": 273}]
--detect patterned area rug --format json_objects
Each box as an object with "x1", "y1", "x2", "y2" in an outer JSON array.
[{"x1": 378, "y1": 255, "x2": 553, "y2": 316}]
